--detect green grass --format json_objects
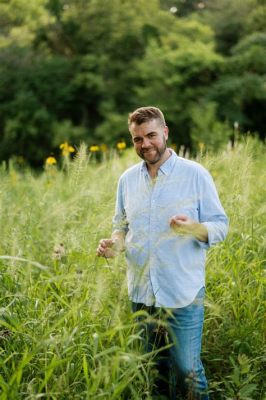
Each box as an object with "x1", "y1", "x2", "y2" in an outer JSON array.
[{"x1": 0, "y1": 139, "x2": 265, "y2": 399}]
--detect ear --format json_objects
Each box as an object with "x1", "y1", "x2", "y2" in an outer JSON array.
[{"x1": 164, "y1": 126, "x2": 169, "y2": 140}]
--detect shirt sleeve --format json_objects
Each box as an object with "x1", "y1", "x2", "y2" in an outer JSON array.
[
  {"x1": 196, "y1": 167, "x2": 229, "y2": 249},
  {"x1": 112, "y1": 177, "x2": 129, "y2": 234}
]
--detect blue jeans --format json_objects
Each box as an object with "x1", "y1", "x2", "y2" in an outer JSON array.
[{"x1": 132, "y1": 287, "x2": 209, "y2": 399}]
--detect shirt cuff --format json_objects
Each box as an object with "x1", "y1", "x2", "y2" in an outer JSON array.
[
  {"x1": 194, "y1": 236, "x2": 210, "y2": 250},
  {"x1": 199, "y1": 221, "x2": 228, "y2": 249}
]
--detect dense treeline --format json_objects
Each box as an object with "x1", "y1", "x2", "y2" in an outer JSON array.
[{"x1": 0, "y1": 0, "x2": 265, "y2": 166}]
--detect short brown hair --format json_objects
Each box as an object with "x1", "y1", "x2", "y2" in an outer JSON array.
[{"x1": 128, "y1": 106, "x2": 166, "y2": 127}]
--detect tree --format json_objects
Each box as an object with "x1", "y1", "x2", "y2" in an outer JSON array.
[
  {"x1": 208, "y1": 33, "x2": 266, "y2": 139},
  {"x1": 201, "y1": 0, "x2": 261, "y2": 55}
]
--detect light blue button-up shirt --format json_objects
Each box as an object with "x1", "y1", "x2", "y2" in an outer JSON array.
[{"x1": 113, "y1": 150, "x2": 228, "y2": 308}]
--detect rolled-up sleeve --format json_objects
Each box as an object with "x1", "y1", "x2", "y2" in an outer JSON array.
[
  {"x1": 112, "y1": 177, "x2": 128, "y2": 234},
  {"x1": 197, "y1": 168, "x2": 229, "y2": 249}
]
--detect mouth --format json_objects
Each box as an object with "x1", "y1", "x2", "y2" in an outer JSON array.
[{"x1": 142, "y1": 148, "x2": 155, "y2": 154}]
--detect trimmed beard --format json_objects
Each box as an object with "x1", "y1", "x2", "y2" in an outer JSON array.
[{"x1": 138, "y1": 137, "x2": 167, "y2": 165}]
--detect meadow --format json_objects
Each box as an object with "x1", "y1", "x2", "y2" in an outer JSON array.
[{"x1": 0, "y1": 139, "x2": 265, "y2": 399}]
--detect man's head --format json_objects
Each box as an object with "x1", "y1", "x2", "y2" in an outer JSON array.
[{"x1": 128, "y1": 106, "x2": 169, "y2": 165}]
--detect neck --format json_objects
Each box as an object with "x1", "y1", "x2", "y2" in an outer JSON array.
[{"x1": 146, "y1": 148, "x2": 171, "y2": 178}]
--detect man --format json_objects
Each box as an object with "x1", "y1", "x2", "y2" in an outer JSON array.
[{"x1": 97, "y1": 106, "x2": 228, "y2": 399}]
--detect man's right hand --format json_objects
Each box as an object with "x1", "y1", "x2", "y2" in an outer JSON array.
[{"x1": 96, "y1": 239, "x2": 117, "y2": 258}]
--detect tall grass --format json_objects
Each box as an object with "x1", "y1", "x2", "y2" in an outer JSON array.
[{"x1": 0, "y1": 139, "x2": 265, "y2": 399}]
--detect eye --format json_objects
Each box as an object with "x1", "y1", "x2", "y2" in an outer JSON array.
[{"x1": 133, "y1": 137, "x2": 142, "y2": 144}]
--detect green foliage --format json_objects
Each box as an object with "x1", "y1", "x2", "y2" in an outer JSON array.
[
  {"x1": 245, "y1": 4, "x2": 266, "y2": 34},
  {"x1": 160, "y1": 0, "x2": 202, "y2": 17},
  {"x1": 190, "y1": 101, "x2": 232, "y2": 151},
  {"x1": 51, "y1": 120, "x2": 87, "y2": 148},
  {"x1": 230, "y1": 32, "x2": 266, "y2": 75},
  {"x1": 200, "y1": 139, "x2": 266, "y2": 399},
  {"x1": 205, "y1": 28, "x2": 266, "y2": 138},
  {"x1": 223, "y1": 355, "x2": 258, "y2": 400},
  {"x1": 201, "y1": 0, "x2": 260, "y2": 55}
]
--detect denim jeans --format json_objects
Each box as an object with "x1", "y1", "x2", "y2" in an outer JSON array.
[{"x1": 132, "y1": 287, "x2": 209, "y2": 400}]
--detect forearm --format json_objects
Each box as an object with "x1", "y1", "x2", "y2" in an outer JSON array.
[{"x1": 190, "y1": 222, "x2": 208, "y2": 243}]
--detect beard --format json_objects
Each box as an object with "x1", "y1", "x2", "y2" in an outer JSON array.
[{"x1": 138, "y1": 137, "x2": 167, "y2": 165}]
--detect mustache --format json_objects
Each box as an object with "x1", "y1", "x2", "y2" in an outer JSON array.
[{"x1": 140, "y1": 147, "x2": 155, "y2": 153}]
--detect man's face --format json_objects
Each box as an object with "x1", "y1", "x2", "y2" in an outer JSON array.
[{"x1": 130, "y1": 119, "x2": 169, "y2": 165}]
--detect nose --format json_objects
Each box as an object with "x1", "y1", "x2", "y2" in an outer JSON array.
[{"x1": 141, "y1": 137, "x2": 151, "y2": 148}]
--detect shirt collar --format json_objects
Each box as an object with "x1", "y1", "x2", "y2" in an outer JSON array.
[{"x1": 159, "y1": 149, "x2": 177, "y2": 176}]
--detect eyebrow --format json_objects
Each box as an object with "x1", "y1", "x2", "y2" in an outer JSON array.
[{"x1": 132, "y1": 131, "x2": 158, "y2": 139}]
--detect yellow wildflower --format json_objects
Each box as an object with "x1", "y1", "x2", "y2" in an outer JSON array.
[
  {"x1": 117, "y1": 140, "x2": 126, "y2": 150},
  {"x1": 89, "y1": 144, "x2": 100, "y2": 152},
  {"x1": 45, "y1": 156, "x2": 57, "y2": 165},
  {"x1": 198, "y1": 142, "x2": 205, "y2": 151},
  {"x1": 15, "y1": 156, "x2": 25, "y2": 165},
  {"x1": 170, "y1": 143, "x2": 177, "y2": 151},
  {"x1": 60, "y1": 142, "x2": 75, "y2": 156},
  {"x1": 100, "y1": 144, "x2": 108, "y2": 152}
]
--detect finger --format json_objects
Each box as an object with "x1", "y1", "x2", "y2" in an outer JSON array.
[
  {"x1": 96, "y1": 247, "x2": 102, "y2": 255},
  {"x1": 170, "y1": 217, "x2": 179, "y2": 225},
  {"x1": 100, "y1": 239, "x2": 113, "y2": 247},
  {"x1": 97, "y1": 247, "x2": 106, "y2": 257},
  {"x1": 97, "y1": 243, "x2": 106, "y2": 252},
  {"x1": 175, "y1": 214, "x2": 188, "y2": 221},
  {"x1": 99, "y1": 244, "x2": 107, "y2": 253}
]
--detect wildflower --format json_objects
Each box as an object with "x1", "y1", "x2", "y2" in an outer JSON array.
[
  {"x1": 198, "y1": 142, "x2": 205, "y2": 152},
  {"x1": 197, "y1": 2, "x2": 206, "y2": 9},
  {"x1": 100, "y1": 144, "x2": 108, "y2": 152},
  {"x1": 60, "y1": 142, "x2": 75, "y2": 156},
  {"x1": 15, "y1": 156, "x2": 25, "y2": 165},
  {"x1": 89, "y1": 144, "x2": 100, "y2": 152},
  {"x1": 117, "y1": 140, "x2": 126, "y2": 151},
  {"x1": 170, "y1": 143, "x2": 177, "y2": 151},
  {"x1": 52, "y1": 243, "x2": 66, "y2": 260},
  {"x1": 45, "y1": 156, "x2": 57, "y2": 165}
]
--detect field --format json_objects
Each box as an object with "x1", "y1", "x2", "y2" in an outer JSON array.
[{"x1": 0, "y1": 139, "x2": 265, "y2": 399}]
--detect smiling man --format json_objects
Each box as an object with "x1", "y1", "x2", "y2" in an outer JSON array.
[{"x1": 97, "y1": 106, "x2": 228, "y2": 399}]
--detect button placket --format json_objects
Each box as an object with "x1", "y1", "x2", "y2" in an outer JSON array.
[{"x1": 148, "y1": 176, "x2": 164, "y2": 302}]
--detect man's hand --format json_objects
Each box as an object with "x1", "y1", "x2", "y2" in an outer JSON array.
[
  {"x1": 97, "y1": 232, "x2": 125, "y2": 258},
  {"x1": 96, "y1": 239, "x2": 117, "y2": 258},
  {"x1": 170, "y1": 214, "x2": 208, "y2": 243}
]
